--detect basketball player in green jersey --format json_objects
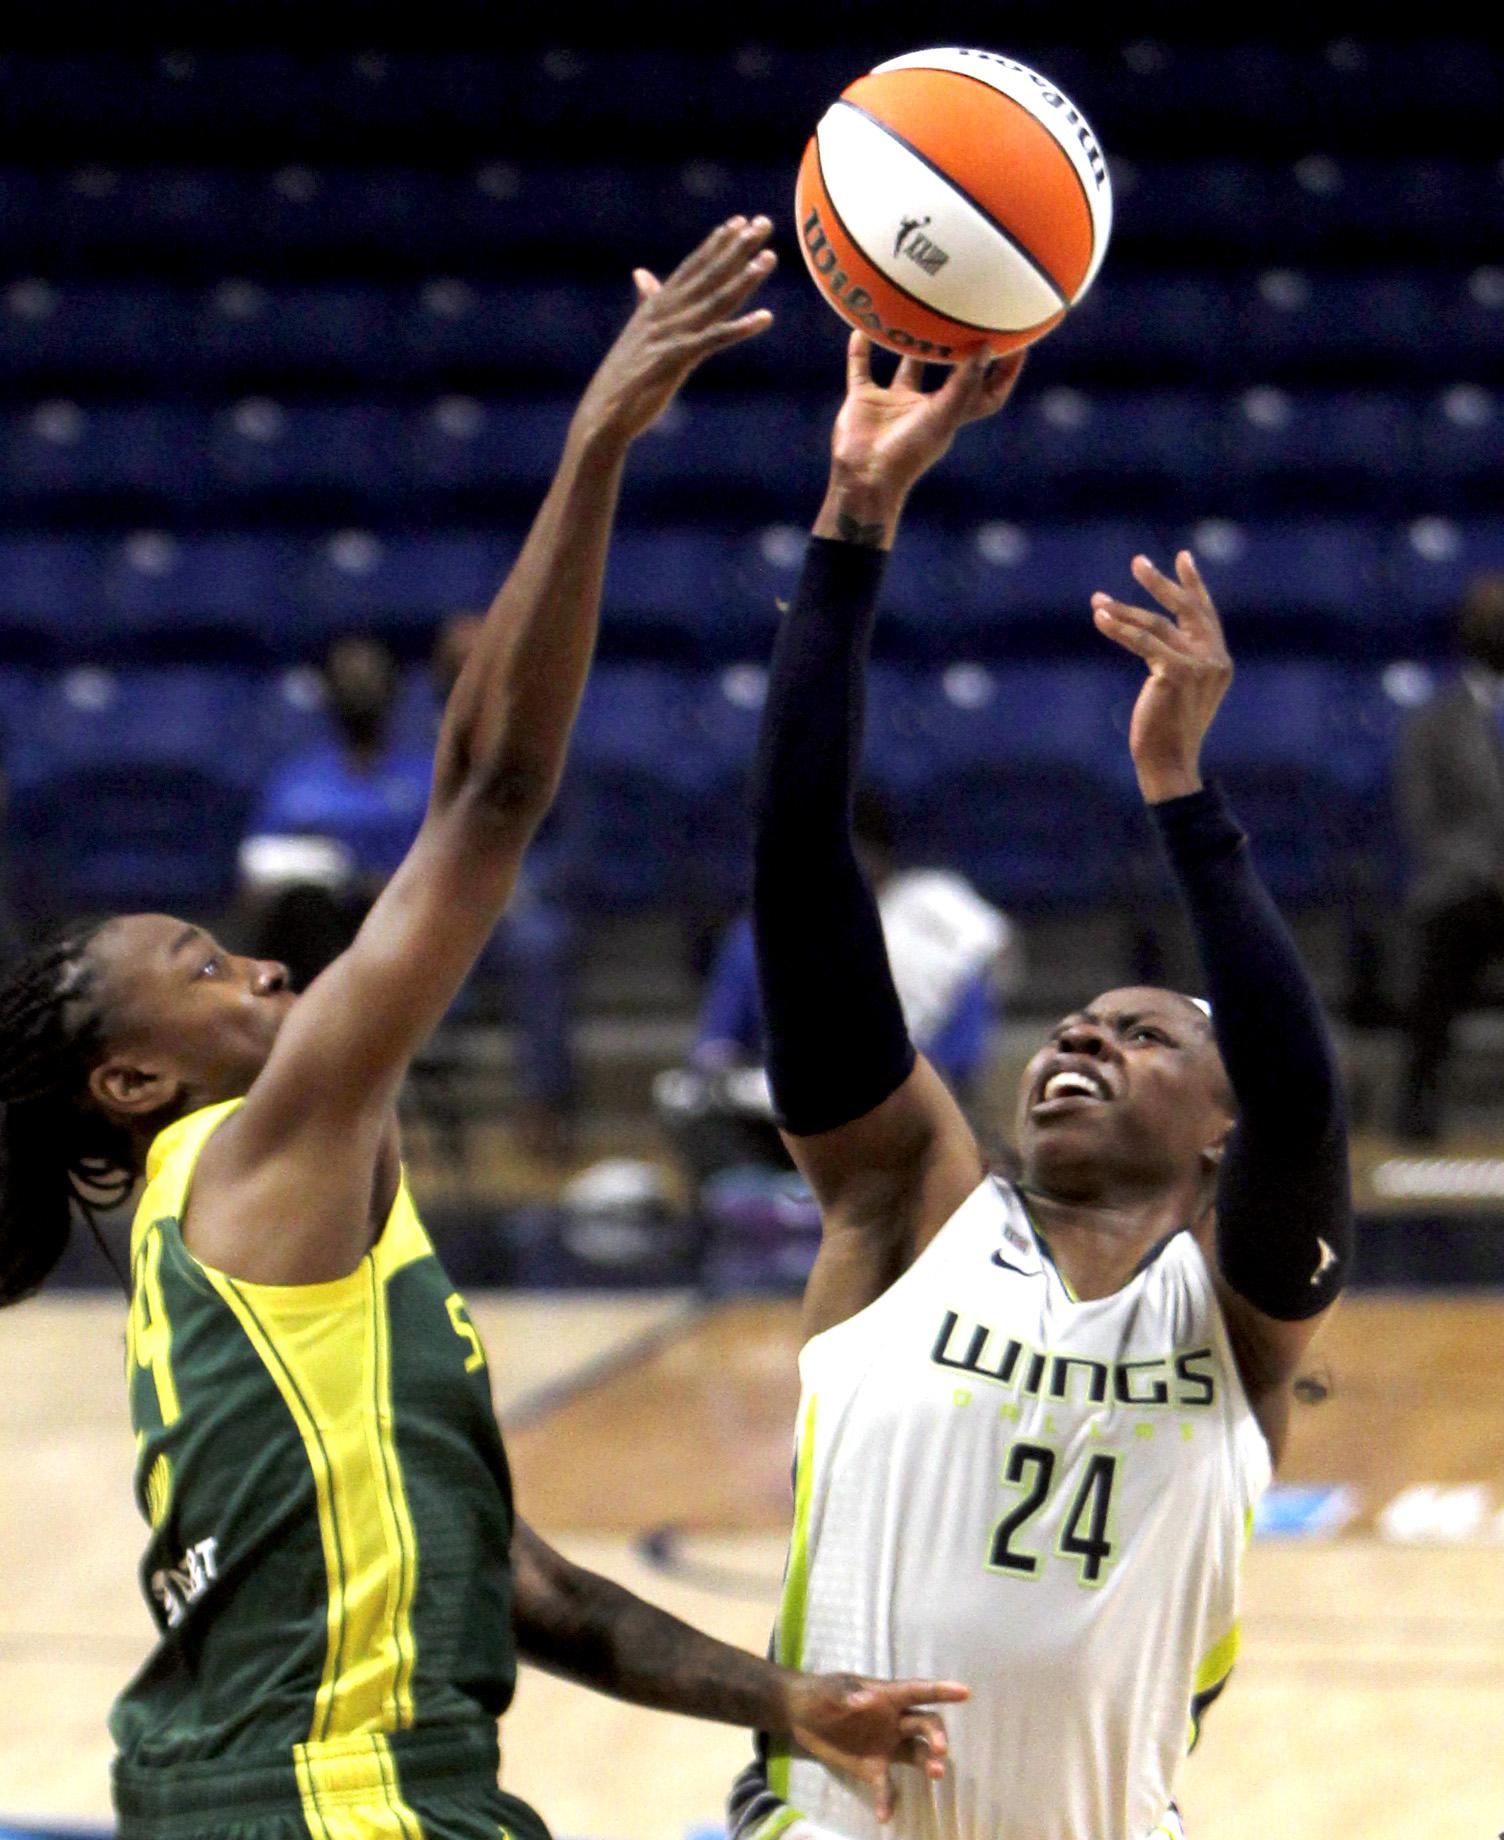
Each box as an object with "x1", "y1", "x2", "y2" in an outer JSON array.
[{"x1": 0, "y1": 219, "x2": 965, "y2": 1840}]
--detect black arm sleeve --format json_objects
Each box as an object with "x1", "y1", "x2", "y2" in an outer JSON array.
[
  {"x1": 1151, "y1": 782, "x2": 1352, "y2": 1319},
  {"x1": 751, "y1": 537, "x2": 916, "y2": 1135}
]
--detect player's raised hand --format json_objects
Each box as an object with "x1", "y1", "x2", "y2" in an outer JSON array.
[
  {"x1": 784, "y1": 1672, "x2": 969, "y2": 1820},
  {"x1": 816, "y1": 333, "x2": 1025, "y2": 547},
  {"x1": 574, "y1": 216, "x2": 776, "y2": 447},
  {"x1": 1091, "y1": 550, "x2": 1234, "y2": 803}
]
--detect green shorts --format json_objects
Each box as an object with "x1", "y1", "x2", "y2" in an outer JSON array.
[{"x1": 113, "y1": 1724, "x2": 551, "y2": 1840}]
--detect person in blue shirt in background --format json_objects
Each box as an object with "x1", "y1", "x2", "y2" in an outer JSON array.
[{"x1": 241, "y1": 624, "x2": 576, "y2": 1159}]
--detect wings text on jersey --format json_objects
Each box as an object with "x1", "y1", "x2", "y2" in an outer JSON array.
[{"x1": 933, "y1": 1308, "x2": 1219, "y2": 1409}]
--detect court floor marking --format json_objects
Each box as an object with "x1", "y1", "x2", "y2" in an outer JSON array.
[{"x1": 501, "y1": 1297, "x2": 705, "y2": 1431}]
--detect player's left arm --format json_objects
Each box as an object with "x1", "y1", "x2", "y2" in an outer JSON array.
[
  {"x1": 1093, "y1": 555, "x2": 1352, "y2": 1446},
  {"x1": 510, "y1": 1519, "x2": 965, "y2": 1818}
]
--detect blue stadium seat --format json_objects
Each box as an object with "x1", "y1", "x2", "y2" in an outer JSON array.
[
  {"x1": 400, "y1": 280, "x2": 615, "y2": 383},
  {"x1": 7, "y1": 668, "x2": 261, "y2": 915},
  {"x1": 942, "y1": 521, "x2": 1146, "y2": 656},
  {"x1": 0, "y1": 538, "x2": 107, "y2": 664},
  {"x1": 1218, "y1": 390, "x2": 1417, "y2": 500},
  {"x1": 10, "y1": 761, "x2": 252, "y2": 918},
  {"x1": 1046, "y1": 275, "x2": 1230, "y2": 378},
  {"x1": 299, "y1": 531, "x2": 512, "y2": 658},
  {"x1": 896, "y1": 662, "x2": 1137, "y2": 910},
  {"x1": 100, "y1": 535, "x2": 300, "y2": 663},
  {"x1": 408, "y1": 398, "x2": 570, "y2": 498},
  {"x1": 0, "y1": 664, "x2": 39, "y2": 756},
  {"x1": 1237, "y1": 272, "x2": 1436, "y2": 374},
  {"x1": 1008, "y1": 390, "x2": 1215, "y2": 503},
  {"x1": 249, "y1": 167, "x2": 452, "y2": 263},
  {"x1": 602, "y1": 529, "x2": 744, "y2": 662},
  {"x1": 0, "y1": 282, "x2": 194, "y2": 387},
  {"x1": 194, "y1": 283, "x2": 402, "y2": 387},
  {"x1": 860, "y1": 665, "x2": 932, "y2": 804},
  {"x1": 1387, "y1": 520, "x2": 1504, "y2": 638},
  {"x1": 0, "y1": 169, "x2": 43, "y2": 256},
  {"x1": 1327, "y1": 660, "x2": 1435, "y2": 896},
  {"x1": 552, "y1": 665, "x2": 706, "y2": 912},
  {"x1": 1115, "y1": 161, "x2": 1275, "y2": 254},
  {"x1": 247, "y1": 667, "x2": 338, "y2": 776},
  {"x1": 1446, "y1": 268, "x2": 1504, "y2": 371},
  {"x1": 207, "y1": 402, "x2": 407, "y2": 504},
  {"x1": 8, "y1": 667, "x2": 260, "y2": 780},
  {"x1": 1417, "y1": 385, "x2": 1500, "y2": 493},
  {"x1": 1197, "y1": 662, "x2": 1359, "y2": 907},
  {"x1": 624, "y1": 398, "x2": 827, "y2": 504},
  {"x1": 43, "y1": 166, "x2": 249, "y2": 267},
  {"x1": 1, "y1": 404, "x2": 208, "y2": 509}
]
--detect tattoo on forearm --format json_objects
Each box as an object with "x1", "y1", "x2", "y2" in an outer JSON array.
[
  {"x1": 515, "y1": 1545, "x2": 786, "y2": 1727},
  {"x1": 834, "y1": 512, "x2": 889, "y2": 549}
]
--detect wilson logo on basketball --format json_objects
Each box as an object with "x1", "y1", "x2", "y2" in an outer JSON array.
[{"x1": 894, "y1": 215, "x2": 950, "y2": 275}]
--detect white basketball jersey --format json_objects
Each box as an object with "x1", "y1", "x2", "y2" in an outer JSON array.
[{"x1": 766, "y1": 1176, "x2": 1270, "y2": 1840}]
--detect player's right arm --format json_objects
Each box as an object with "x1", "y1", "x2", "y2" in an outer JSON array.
[
  {"x1": 753, "y1": 336, "x2": 1022, "y2": 1337},
  {"x1": 511, "y1": 1517, "x2": 965, "y2": 1819},
  {"x1": 190, "y1": 219, "x2": 776, "y2": 1283}
]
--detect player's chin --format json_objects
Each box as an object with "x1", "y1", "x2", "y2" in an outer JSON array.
[{"x1": 1017, "y1": 1097, "x2": 1116, "y2": 1156}]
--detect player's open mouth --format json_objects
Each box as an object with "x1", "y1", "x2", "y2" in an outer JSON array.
[{"x1": 1032, "y1": 1067, "x2": 1112, "y2": 1113}]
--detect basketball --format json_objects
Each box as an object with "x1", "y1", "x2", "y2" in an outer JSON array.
[{"x1": 795, "y1": 47, "x2": 1113, "y2": 362}]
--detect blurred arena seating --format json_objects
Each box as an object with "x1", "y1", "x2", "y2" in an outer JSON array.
[{"x1": 0, "y1": 7, "x2": 1498, "y2": 987}]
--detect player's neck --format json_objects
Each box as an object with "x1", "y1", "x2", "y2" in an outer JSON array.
[{"x1": 1017, "y1": 1182, "x2": 1194, "y2": 1302}]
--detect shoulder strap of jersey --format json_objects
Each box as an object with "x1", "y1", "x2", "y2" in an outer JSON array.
[{"x1": 132, "y1": 1100, "x2": 244, "y2": 1260}]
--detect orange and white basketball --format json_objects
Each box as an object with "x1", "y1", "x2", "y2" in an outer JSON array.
[{"x1": 795, "y1": 47, "x2": 1112, "y2": 362}]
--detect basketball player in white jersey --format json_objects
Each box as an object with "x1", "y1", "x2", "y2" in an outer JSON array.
[{"x1": 729, "y1": 333, "x2": 1352, "y2": 1840}]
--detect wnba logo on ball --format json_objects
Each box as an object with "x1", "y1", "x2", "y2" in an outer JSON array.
[
  {"x1": 894, "y1": 215, "x2": 951, "y2": 276},
  {"x1": 801, "y1": 208, "x2": 957, "y2": 358}
]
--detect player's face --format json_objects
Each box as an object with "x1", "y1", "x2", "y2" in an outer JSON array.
[
  {"x1": 88, "y1": 913, "x2": 295, "y2": 1105},
  {"x1": 1014, "y1": 987, "x2": 1232, "y2": 1192}
]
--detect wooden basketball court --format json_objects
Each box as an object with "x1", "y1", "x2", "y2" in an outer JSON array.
[{"x1": 4, "y1": 1289, "x2": 1502, "y2": 1837}]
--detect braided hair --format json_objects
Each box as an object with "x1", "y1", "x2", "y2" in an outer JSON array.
[{"x1": 0, "y1": 921, "x2": 135, "y2": 1307}]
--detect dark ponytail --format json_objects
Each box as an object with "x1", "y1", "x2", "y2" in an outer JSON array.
[{"x1": 0, "y1": 923, "x2": 134, "y2": 1307}]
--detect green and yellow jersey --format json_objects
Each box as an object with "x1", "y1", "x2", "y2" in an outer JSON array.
[{"x1": 111, "y1": 1101, "x2": 538, "y2": 1840}]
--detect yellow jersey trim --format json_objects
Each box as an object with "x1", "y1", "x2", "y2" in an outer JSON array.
[
  {"x1": 138, "y1": 1100, "x2": 433, "y2": 1300},
  {"x1": 1193, "y1": 1621, "x2": 1240, "y2": 1698},
  {"x1": 292, "y1": 1732, "x2": 425, "y2": 1837},
  {"x1": 768, "y1": 1391, "x2": 819, "y2": 1800}
]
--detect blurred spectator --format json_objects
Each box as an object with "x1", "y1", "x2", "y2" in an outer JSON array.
[
  {"x1": 1394, "y1": 574, "x2": 1504, "y2": 1142},
  {"x1": 239, "y1": 625, "x2": 576, "y2": 1153},
  {"x1": 658, "y1": 789, "x2": 1016, "y2": 1189}
]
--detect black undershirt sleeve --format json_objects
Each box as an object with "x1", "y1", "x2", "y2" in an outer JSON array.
[
  {"x1": 1151, "y1": 782, "x2": 1353, "y2": 1319},
  {"x1": 750, "y1": 537, "x2": 916, "y2": 1136}
]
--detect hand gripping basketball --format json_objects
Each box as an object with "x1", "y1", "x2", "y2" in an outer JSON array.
[
  {"x1": 574, "y1": 216, "x2": 777, "y2": 447},
  {"x1": 832, "y1": 332, "x2": 1026, "y2": 492},
  {"x1": 1091, "y1": 551, "x2": 1235, "y2": 804}
]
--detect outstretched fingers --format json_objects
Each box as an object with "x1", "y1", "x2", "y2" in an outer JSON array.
[
  {"x1": 672, "y1": 215, "x2": 775, "y2": 311},
  {"x1": 662, "y1": 214, "x2": 751, "y2": 292},
  {"x1": 847, "y1": 330, "x2": 875, "y2": 390},
  {"x1": 1173, "y1": 547, "x2": 1226, "y2": 639},
  {"x1": 1092, "y1": 594, "x2": 1196, "y2": 670},
  {"x1": 695, "y1": 241, "x2": 778, "y2": 323}
]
